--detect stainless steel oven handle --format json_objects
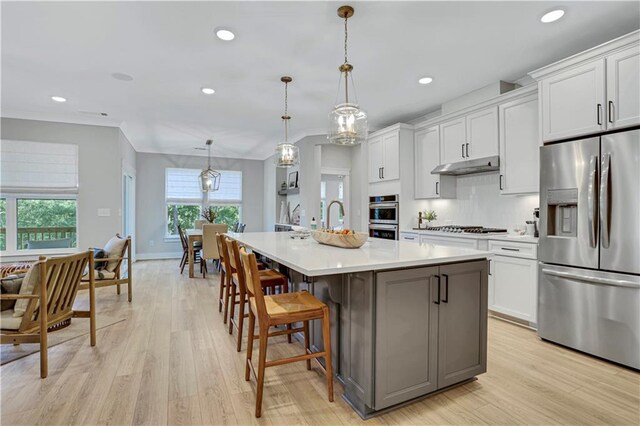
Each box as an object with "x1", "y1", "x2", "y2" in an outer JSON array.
[
  {"x1": 541, "y1": 269, "x2": 640, "y2": 289},
  {"x1": 369, "y1": 224, "x2": 399, "y2": 230},
  {"x1": 369, "y1": 203, "x2": 398, "y2": 209},
  {"x1": 587, "y1": 155, "x2": 598, "y2": 248},
  {"x1": 600, "y1": 153, "x2": 611, "y2": 249}
]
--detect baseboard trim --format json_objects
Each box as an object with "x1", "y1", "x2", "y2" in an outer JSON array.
[{"x1": 136, "y1": 252, "x2": 182, "y2": 261}]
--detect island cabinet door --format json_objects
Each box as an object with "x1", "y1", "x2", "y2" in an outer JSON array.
[
  {"x1": 374, "y1": 266, "x2": 439, "y2": 410},
  {"x1": 437, "y1": 260, "x2": 488, "y2": 389}
]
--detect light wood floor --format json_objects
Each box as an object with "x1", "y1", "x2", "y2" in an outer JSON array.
[{"x1": 1, "y1": 260, "x2": 638, "y2": 425}]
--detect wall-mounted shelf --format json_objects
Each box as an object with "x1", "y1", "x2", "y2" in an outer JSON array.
[{"x1": 278, "y1": 187, "x2": 300, "y2": 196}]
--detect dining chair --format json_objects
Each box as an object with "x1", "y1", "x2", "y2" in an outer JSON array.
[
  {"x1": 200, "y1": 224, "x2": 228, "y2": 278},
  {"x1": 225, "y1": 237, "x2": 288, "y2": 352},
  {"x1": 194, "y1": 219, "x2": 208, "y2": 230},
  {"x1": 236, "y1": 223, "x2": 247, "y2": 233},
  {"x1": 178, "y1": 225, "x2": 202, "y2": 274},
  {"x1": 240, "y1": 247, "x2": 333, "y2": 417}
]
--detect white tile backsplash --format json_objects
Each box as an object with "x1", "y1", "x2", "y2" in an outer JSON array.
[{"x1": 409, "y1": 172, "x2": 539, "y2": 229}]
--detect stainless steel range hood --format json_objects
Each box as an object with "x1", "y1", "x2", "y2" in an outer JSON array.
[{"x1": 431, "y1": 155, "x2": 500, "y2": 176}]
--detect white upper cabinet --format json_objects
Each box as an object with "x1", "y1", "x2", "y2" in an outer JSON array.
[
  {"x1": 466, "y1": 106, "x2": 499, "y2": 159},
  {"x1": 440, "y1": 117, "x2": 466, "y2": 164},
  {"x1": 532, "y1": 30, "x2": 640, "y2": 141},
  {"x1": 540, "y1": 60, "x2": 606, "y2": 142},
  {"x1": 415, "y1": 126, "x2": 455, "y2": 199},
  {"x1": 606, "y1": 45, "x2": 640, "y2": 129},
  {"x1": 368, "y1": 126, "x2": 405, "y2": 183},
  {"x1": 381, "y1": 132, "x2": 400, "y2": 181},
  {"x1": 368, "y1": 135, "x2": 384, "y2": 183},
  {"x1": 499, "y1": 93, "x2": 540, "y2": 194}
]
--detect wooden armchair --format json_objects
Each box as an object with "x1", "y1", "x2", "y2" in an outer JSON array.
[
  {"x1": 80, "y1": 234, "x2": 132, "y2": 302},
  {"x1": 0, "y1": 251, "x2": 97, "y2": 378}
]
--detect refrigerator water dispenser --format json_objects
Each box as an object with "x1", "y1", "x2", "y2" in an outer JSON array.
[{"x1": 546, "y1": 189, "x2": 578, "y2": 237}]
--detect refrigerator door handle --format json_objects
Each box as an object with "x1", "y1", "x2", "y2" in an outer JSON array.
[
  {"x1": 600, "y1": 153, "x2": 611, "y2": 249},
  {"x1": 541, "y1": 268, "x2": 640, "y2": 289},
  {"x1": 587, "y1": 155, "x2": 599, "y2": 248}
]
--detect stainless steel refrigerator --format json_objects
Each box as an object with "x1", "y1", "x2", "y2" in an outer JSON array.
[{"x1": 538, "y1": 128, "x2": 640, "y2": 369}]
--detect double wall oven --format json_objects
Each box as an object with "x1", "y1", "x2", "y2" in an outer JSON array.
[{"x1": 369, "y1": 195, "x2": 399, "y2": 240}]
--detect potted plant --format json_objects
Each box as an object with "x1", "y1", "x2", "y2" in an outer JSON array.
[
  {"x1": 202, "y1": 206, "x2": 217, "y2": 223},
  {"x1": 423, "y1": 210, "x2": 437, "y2": 225}
]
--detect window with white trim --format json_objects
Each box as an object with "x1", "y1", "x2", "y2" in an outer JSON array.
[
  {"x1": 0, "y1": 140, "x2": 79, "y2": 253},
  {"x1": 165, "y1": 168, "x2": 242, "y2": 236}
]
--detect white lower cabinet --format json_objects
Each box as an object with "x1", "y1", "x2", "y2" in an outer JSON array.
[
  {"x1": 400, "y1": 232, "x2": 419, "y2": 243},
  {"x1": 488, "y1": 240, "x2": 538, "y2": 326},
  {"x1": 419, "y1": 235, "x2": 480, "y2": 249}
]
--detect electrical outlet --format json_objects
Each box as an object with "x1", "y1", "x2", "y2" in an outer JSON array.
[
  {"x1": 149, "y1": 240, "x2": 155, "y2": 247},
  {"x1": 97, "y1": 208, "x2": 111, "y2": 217}
]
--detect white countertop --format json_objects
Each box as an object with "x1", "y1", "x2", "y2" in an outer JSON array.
[
  {"x1": 401, "y1": 229, "x2": 539, "y2": 244},
  {"x1": 228, "y1": 232, "x2": 490, "y2": 276}
]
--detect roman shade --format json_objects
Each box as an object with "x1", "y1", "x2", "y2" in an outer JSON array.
[
  {"x1": 165, "y1": 168, "x2": 202, "y2": 203},
  {"x1": 209, "y1": 170, "x2": 242, "y2": 202},
  {"x1": 0, "y1": 140, "x2": 79, "y2": 193}
]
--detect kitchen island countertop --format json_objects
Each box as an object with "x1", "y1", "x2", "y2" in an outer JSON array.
[{"x1": 228, "y1": 231, "x2": 490, "y2": 276}]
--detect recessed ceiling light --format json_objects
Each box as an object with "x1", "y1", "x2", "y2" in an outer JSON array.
[
  {"x1": 418, "y1": 77, "x2": 433, "y2": 85},
  {"x1": 112, "y1": 72, "x2": 134, "y2": 81},
  {"x1": 215, "y1": 28, "x2": 235, "y2": 41},
  {"x1": 541, "y1": 9, "x2": 565, "y2": 23},
  {"x1": 201, "y1": 87, "x2": 215, "y2": 95},
  {"x1": 51, "y1": 96, "x2": 67, "y2": 102}
]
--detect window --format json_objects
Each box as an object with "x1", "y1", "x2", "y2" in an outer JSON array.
[
  {"x1": 1, "y1": 140, "x2": 79, "y2": 254},
  {"x1": 165, "y1": 168, "x2": 242, "y2": 236}
]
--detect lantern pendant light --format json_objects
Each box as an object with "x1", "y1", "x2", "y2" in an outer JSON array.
[
  {"x1": 328, "y1": 5, "x2": 368, "y2": 145},
  {"x1": 274, "y1": 76, "x2": 300, "y2": 168},
  {"x1": 199, "y1": 139, "x2": 221, "y2": 192}
]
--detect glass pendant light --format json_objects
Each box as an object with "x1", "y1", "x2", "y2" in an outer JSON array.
[
  {"x1": 199, "y1": 139, "x2": 221, "y2": 192},
  {"x1": 328, "y1": 5, "x2": 368, "y2": 145},
  {"x1": 274, "y1": 76, "x2": 300, "y2": 168}
]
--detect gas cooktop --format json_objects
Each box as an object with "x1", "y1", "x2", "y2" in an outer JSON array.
[{"x1": 415, "y1": 225, "x2": 508, "y2": 234}]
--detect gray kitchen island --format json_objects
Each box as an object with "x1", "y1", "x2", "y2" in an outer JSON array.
[{"x1": 229, "y1": 232, "x2": 490, "y2": 418}]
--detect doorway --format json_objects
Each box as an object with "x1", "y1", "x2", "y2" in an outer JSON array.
[{"x1": 122, "y1": 171, "x2": 136, "y2": 262}]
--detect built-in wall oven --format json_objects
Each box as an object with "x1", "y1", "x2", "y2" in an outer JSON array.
[{"x1": 369, "y1": 195, "x2": 399, "y2": 240}]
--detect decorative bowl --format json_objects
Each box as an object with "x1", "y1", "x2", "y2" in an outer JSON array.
[{"x1": 311, "y1": 230, "x2": 368, "y2": 249}]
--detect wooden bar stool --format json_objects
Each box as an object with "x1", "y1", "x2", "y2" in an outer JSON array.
[
  {"x1": 215, "y1": 233, "x2": 229, "y2": 316},
  {"x1": 225, "y1": 238, "x2": 289, "y2": 352},
  {"x1": 239, "y1": 248, "x2": 334, "y2": 418}
]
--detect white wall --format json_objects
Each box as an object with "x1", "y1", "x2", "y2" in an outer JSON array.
[
  {"x1": 1, "y1": 117, "x2": 124, "y2": 251},
  {"x1": 408, "y1": 172, "x2": 539, "y2": 229},
  {"x1": 263, "y1": 153, "x2": 276, "y2": 230},
  {"x1": 135, "y1": 152, "x2": 264, "y2": 257}
]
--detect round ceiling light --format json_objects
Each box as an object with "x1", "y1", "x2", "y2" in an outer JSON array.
[
  {"x1": 51, "y1": 96, "x2": 67, "y2": 102},
  {"x1": 215, "y1": 28, "x2": 235, "y2": 41},
  {"x1": 201, "y1": 87, "x2": 215, "y2": 95},
  {"x1": 112, "y1": 72, "x2": 134, "y2": 81},
  {"x1": 418, "y1": 77, "x2": 433, "y2": 85},
  {"x1": 540, "y1": 9, "x2": 565, "y2": 23}
]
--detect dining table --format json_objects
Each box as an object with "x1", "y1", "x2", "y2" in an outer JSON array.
[{"x1": 185, "y1": 228, "x2": 202, "y2": 278}]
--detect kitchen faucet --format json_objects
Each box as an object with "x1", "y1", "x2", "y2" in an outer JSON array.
[{"x1": 326, "y1": 200, "x2": 345, "y2": 230}]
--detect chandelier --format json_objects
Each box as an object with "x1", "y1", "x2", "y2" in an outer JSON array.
[
  {"x1": 328, "y1": 5, "x2": 368, "y2": 145},
  {"x1": 199, "y1": 139, "x2": 221, "y2": 192},
  {"x1": 274, "y1": 76, "x2": 300, "y2": 168}
]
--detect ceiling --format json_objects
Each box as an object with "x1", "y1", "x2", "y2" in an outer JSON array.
[{"x1": 2, "y1": 1, "x2": 639, "y2": 160}]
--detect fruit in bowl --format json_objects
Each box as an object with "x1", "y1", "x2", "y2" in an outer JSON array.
[{"x1": 311, "y1": 229, "x2": 368, "y2": 248}]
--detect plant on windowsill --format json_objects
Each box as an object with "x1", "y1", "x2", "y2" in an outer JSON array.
[{"x1": 202, "y1": 206, "x2": 218, "y2": 223}]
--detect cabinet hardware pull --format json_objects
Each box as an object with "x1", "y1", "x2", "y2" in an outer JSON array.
[
  {"x1": 608, "y1": 101, "x2": 614, "y2": 124},
  {"x1": 442, "y1": 274, "x2": 449, "y2": 303},
  {"x1": 378, "y1": 167, "x2": 382, "y2": 179},
  {"x1": 461, "y1": 144, "x2": 465, "y2": 158},
  {"x1": 435, "y1": 182, "x2": 439, "y2": 195},
  {"x1": 405, "y1": 237, "x2": 415, "y2": 240},
  {"x1": 434, "y1": 275, "x2": 441, "y2": 305},
  {"x1": 500, "y1": 247, "x2": 520, "y2": 252},
  {"x1": 465, "y1": 143, "x2": 470, "y2": 158},
  {"x1": 597, "y1": 103, "x2": 602, "y2": 125},
  {"x1": 488, "y1": 259, "x2": 492, "y2": 276},
  {"x1": 382, "y1": 167, "x2": 384, "y2": 179},
  {"x1": 499, "y1": 174, "x2": 504, "y2": 190}
]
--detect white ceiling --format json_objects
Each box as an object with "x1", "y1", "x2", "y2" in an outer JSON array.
[{"x1": 2, "y1": 1, "x2": 639, "y2": 160}]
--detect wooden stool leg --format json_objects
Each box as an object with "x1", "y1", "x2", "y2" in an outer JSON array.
[
  {"x1": 321, "y1": 307, "x2": 334, "y2": 402},
  {"x1": 245, "y1": 310, "x2": 255, "y2": 381},
  {"x1": 236, "y1": 291, "x2": 245, "y2": 352},
  {"x1": 223, "y1": 273, "x2": 231, "y2": 324},
  {"x1": 116, "y1": 283, "x2": 121, "y2": 295},
  {"x1": 255, "y1": 330, "x2": 269, "y2": 418},
  {"x1": 229, "y1": 283, "x2": 237, "y2": 334},
  {"x1": 303, "y1": 320, "x2": 311, "y2": 370},
  {"x1": 127, "y1": 278, "x2": 132, "y2": 303},
  {"x1": 287, "y1": 322, "x2": 293, "y2": 344},
  {"x1": 218, "y1": 269, "x2": 225, "y2": 312}
]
